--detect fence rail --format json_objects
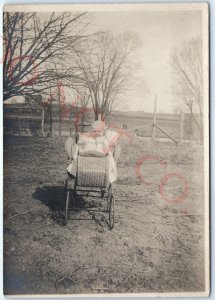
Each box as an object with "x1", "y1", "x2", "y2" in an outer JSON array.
[{"x1": 3, "y1": 104, "x2": 201, "y2": 143}]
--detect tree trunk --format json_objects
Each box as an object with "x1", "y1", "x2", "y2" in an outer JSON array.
[
  {"x1": 199, "y1": 112, "x2": 204, "y2": 144},
  {"x1": 189, "y1": 110, "x2": 193, "y2": 142},
  {"x1": 81, "y1": 114, "x2": 85, "y2": 133},
  {"x1": 58, "y1": 91, "x2": 62, "y2": 137},
  {"x1": 49, "y1": 103, "x2": 52, "y2": 137},
  {"x1": 41, "y1": 108, "x2": 44, "y2": 136},
  {"x1": 94, "y1": 106, "x2": 99, "y2": 121}
]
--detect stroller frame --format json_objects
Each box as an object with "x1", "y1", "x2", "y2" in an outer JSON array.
[{"x1": 65, "y1": 152, "x2": 115, "y2": 229}]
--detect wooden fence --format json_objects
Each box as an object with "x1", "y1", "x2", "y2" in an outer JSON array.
[
  {"x1": 3, "y1": 104, "x2": 93, "y2": 138},
  {"x1": 3, "y1": 104, "x2": 201, "y2": 143}
]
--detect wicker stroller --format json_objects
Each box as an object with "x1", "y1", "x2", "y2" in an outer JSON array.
[{"x1": 65, "y1": 149, "x2": 116, "y2": 229}]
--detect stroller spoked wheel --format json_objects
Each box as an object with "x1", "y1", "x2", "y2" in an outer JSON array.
[
  {"x1": 108, "y1": 194, "x2": 115, "y2": 230},
  {"x1": 106, "y1": 184, "x2": 112, "y2": 212},
  {"x1": 65, "y1": 177, "x2": 77, "y2": 225}
]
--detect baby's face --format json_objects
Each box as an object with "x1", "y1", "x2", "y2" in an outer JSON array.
[{"x1": 94, "y1": 130, "x2": 104, "y2": 137}]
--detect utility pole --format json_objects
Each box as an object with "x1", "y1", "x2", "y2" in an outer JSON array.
[{"x1": 152, "y1": 95, "x2": 157, "y2": 140}]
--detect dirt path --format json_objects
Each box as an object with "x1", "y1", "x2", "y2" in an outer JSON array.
[{"x1": 3, "y1": 136, "x2": 205, "y2": 295}]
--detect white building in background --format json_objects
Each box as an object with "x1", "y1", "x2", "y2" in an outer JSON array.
[{"x1": 4, "y1": 96, "x2": 26, "y2": 104}]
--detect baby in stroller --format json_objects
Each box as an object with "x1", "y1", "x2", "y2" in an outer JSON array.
[{"x1": 65, "y1": 120, "x2": 121, "y2": 183}]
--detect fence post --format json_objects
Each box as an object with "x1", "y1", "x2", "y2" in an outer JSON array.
[
  {"x1": 70, "y1": 116, "x2": 72, "y2": 137},
  {"x1": 41, "y1": 108, "x2": 44, "y2": 136},
  {"x1": 152, "y1": 95, "x2": 157, "y2": 140},
  {"x1": 179, "y1": 111, "x2": 184, "y2": 144},
  {"x1": 75, "y1": 124, "x2": 78, "y2": 143},
  {"x1": 18, "y1": 116, "x2": 21, "y2": 135}
]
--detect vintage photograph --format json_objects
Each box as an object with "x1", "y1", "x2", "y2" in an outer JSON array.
[{"x1": 3, "y1": 3, "x2": 209, "y2": 296}]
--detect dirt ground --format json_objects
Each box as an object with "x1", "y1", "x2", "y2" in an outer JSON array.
[{"x1": 3, "y1": 134, "x2": 206, "y2": 295}]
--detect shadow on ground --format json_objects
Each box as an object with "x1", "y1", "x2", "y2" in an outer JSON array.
[{"x1": 32, "y1": 185, "x2": 93, "y2": 225}]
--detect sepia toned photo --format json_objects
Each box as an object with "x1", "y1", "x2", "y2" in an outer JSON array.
[{"x1": 3, "y1": 3, "x2": 209, "y2": 297}]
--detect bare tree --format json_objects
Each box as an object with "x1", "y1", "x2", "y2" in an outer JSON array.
[
  {"x1": 75, "y1": 31, "x2": 140, "y2": 121},
  {"x1": 171, "y1": 37, "x2": 203, "y2": 141},
  {"x1": 3, "y1": 12, "x2": 88, "y2": 101}
]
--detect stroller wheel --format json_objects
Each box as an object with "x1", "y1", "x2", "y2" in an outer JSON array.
[
  {"x1": 108, "y1": 194, "x2": 115, "y2": 230},
  {"x1": 65, "y1": 190, "x2": 70, "y2": 225}
]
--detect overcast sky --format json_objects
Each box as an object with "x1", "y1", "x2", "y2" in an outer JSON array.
[
  {"x1": 6, "y1": 8, "x2": 203, "y2": 113},
  {"x1": 88, "y1": 10, "x2": 202, "y2": 112}
]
